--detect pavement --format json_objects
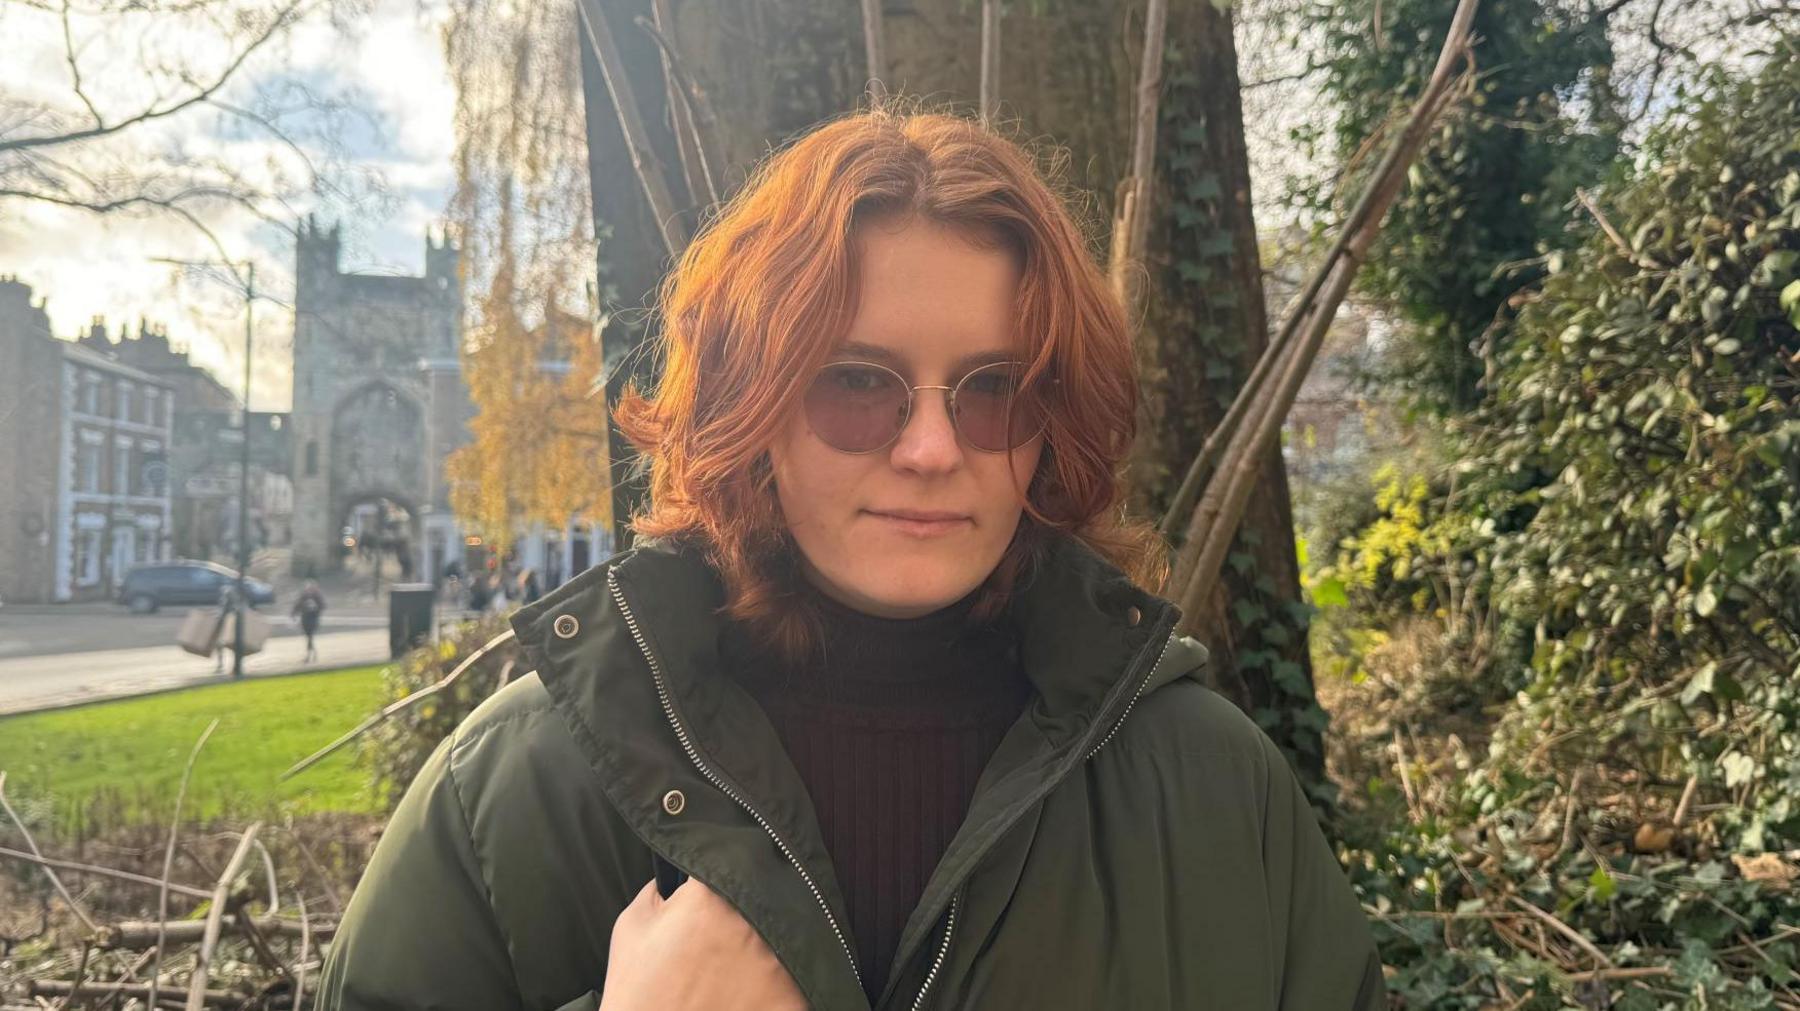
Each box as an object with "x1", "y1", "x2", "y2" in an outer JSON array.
[
  {"x1": 0, "y1": 605, "x2": 396, "y2": 717},
  {"x1": 0, "y1": 602, "x2": 387, "y2": 658},
  {"x1": 0, "y1": 548, "x2": 498, "y2": 716}
]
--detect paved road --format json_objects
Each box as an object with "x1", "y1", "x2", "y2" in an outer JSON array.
[
  {"x1": 0, "y1": 623, "x2": 394, "y2": 716},
  {"x1": 0, "y1": 602, "x2": 387, "y2": 659}
]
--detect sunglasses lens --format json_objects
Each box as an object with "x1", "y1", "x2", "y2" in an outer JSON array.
[
  {"x1": 955, "y1": 363, "x2": 1045, "y2": 452},
  {"x1": 805, "y1": 363, "x2": 909, "y2": 452}
]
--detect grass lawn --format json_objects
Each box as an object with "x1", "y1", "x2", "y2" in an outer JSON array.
[{"x1": 0, "y1": 665, "x2": 388, "y2": 832}]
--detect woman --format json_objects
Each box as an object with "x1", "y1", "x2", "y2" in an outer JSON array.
[
  {"x1": 293, "y1": 579, "x2": 326, "y2": 663},
  {"x1": 320, "y1": 109, "x2": 1382, "y2": 1010}
]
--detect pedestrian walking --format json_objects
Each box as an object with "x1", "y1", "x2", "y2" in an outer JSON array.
[
  {"x1": 515, "y1": 567, "x2": 542, "y2": 605},
  {"x1": 211, "y1": 580, "x2": 241, "y2": 675},
  {"x1": 294, "y1": 579, "x2": 327, "y2": 663}
]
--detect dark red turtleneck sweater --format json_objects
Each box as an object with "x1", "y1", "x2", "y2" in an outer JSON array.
[{"x1": 718, "y1": 584, "x2": 1031, "y2": 1004}]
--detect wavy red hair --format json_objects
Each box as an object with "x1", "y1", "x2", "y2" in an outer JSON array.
[{"x1": 614, "y1": 107, "x2": 1165, "y2": 663}]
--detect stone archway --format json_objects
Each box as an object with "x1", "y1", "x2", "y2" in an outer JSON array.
[
  {"x1": 319, "y1": 381, "x2": 428, "y2": 576},
  {"x1": 334, "y1": 492, "x2": 422, "y2": 589}
]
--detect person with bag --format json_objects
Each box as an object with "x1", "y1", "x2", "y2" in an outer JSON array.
[
  {"x1": 211, "y1": 580, "x2": 241, "y2": 675},
  {"x1": 319, "y1": 109, "x2": 1383, "y2": 1011}
]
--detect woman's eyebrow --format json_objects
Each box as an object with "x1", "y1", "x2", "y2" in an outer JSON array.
[{"x1": 833, "y1": 341, "x2": 1018, "y2": 372}]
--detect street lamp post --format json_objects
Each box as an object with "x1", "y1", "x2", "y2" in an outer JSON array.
[
  {"x1": 232, "y1": 263, "x2": 254, "y2": 679},
  {"x1": 151, "y1": 256, "x2": 258, "y2": 679}
]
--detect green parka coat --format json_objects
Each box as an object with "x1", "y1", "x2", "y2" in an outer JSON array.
[{"x1": 318, "y1": 534, "x2": 1385, "y2": 1010}]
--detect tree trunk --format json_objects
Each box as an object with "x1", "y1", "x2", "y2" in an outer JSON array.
[
  {"x1": 1128, "y1": 2, "x2": 1325, "y2": 791},
  {"x1": 575, "y1": 0, "x2": 687, "y2": 549}
]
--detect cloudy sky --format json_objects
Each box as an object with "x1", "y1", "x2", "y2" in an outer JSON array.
[{"x1": 0, "y1": 0, "x2": 459, "y2": 412}]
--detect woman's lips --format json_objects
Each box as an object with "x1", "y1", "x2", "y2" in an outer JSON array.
[{"x1": 863, "y1": 510, "x2": 972, "y2": 537}]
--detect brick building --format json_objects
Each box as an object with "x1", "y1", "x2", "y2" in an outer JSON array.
[
  {"x1": 76, "y1": 319, "x2": 293, "y2": 561},
  {"x1": 0, "y1": 277, "x2": 175, "y2": 602}
]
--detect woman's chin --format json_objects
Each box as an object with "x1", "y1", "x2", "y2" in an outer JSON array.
[{"x1": 810, "y1": 560, "x2": 970, "y2": 618}]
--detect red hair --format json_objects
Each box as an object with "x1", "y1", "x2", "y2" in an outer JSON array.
[{"x1": 614, "y1": 107, "x2": 1165, "y2": 663}]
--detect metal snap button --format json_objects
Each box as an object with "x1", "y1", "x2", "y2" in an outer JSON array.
[
  {"x1": 1126, "y1": 605, "x2": 1143, "y2": 628},
  {"x1": 662, "y1": 789, "x2": 686, "y2": 816},
  {"x1": 552, "y1": 614, "x2": 580, "y2": 639}
]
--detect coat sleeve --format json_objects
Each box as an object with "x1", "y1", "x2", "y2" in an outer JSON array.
[
  {"x1": 317, "y1": 735, "x2": 525, "y2": 1011},
  {"x1": 1260, "y1": 734, "x2": 1387, "y2": 1011}
]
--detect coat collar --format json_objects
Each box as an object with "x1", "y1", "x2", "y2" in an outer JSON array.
[
  {"x1": 581, "y1": 531, "x2": 1190, "y2": 715},
  {"x1": 509, "y1": 532, "x2": 1208, "y2": 1010}
]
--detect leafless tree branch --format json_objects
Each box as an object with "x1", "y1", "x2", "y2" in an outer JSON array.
[
  {"x1": 0, "y1": 0, "x2": 309, "y2": 154},
  {"x1": 59, "y1": 0, "x2": 104, "y2": 128}
]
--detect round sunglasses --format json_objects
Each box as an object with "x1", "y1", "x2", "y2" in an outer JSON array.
[{"x1": 802, "y1": 360, "x2": 1051, "y2": 455}]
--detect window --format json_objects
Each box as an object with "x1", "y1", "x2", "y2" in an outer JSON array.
[
  {"x1": 117, "y1": 381, "x2": 134, "y2": 422},
  {"x1": 76, "y1": 529, "x2": 102, "y2": 587},
  {"x1": 79, "y1": 372, "x2": 101, "y2": 414},
  {"x1": 77, "y1": 432, "x2": 103, "y2": 493},
  {"x1": 146, "y1": 388, "x2": 162, "y2": 428},
  {"x1": 115, "y1": 437, "x2": 133, "y2": 495},
  {"x1": 140, "y1": 439, "x2": 164, "y2": 495},
  {"x1": 305, "y1": 439, "x2": 318, "y2": 477}
]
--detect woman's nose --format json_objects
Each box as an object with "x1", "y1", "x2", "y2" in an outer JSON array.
[{"x1": 889, "y1": 388, "x2": 963, "y2": 473}]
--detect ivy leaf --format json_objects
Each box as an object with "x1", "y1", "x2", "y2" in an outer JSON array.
[
  {"x1": 1680, "y1": 661, "x2": 1718, "y2": 705},
  {"x1": 1753, "y1": 249, "x2": 1797, "y2": 287},
  {"x1": 1694, "y1": 584, "x2": 1719, "y2": 617},
  {"x1": 1184, "y1": 175, "x2": 1222, "y2": 202},
  {"x1": 1589, "y1": 865, "x2": 1616, "y2": 902},
  {"x1": 1721, "y1": 751, "x2": 1758, "y2": 788},
  {"x1": 1271, "y1": 659, "x2": 1310, "y2": 696},
  {"x1": 1782, "y1": 280, "x2": 1800, "y2": 328}
]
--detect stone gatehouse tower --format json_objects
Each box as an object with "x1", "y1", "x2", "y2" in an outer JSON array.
[{"x1": 288, "y1": 217, "x2": 470, "y2": 578}]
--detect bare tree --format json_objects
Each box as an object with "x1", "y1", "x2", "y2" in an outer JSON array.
[{"x1": 0, "y1": 0, "x2": 384, "y2": 257}]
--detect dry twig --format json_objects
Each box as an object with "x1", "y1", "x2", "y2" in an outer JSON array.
[
  {"x1": 282, "y1": 630, "x2": 516, "y2": 780},
  {"x1": 186, "y1": 822, "x2": 265, "y2": 1011},
  {"x1": 0, "y1": 771, "x2": 98, "y2": 933},
  {"x1": 152, "y1": 718, "x2": 219, "y2": 1010}
]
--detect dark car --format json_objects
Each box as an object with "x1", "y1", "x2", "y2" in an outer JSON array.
[{"x1": 117, "y1": 561, "x2": 275, "y2": 613}]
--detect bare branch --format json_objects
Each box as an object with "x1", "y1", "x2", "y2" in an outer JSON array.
[
  {"x1": 0, "y1": 0, "x2": 307, "y2": 154},
  {"x1": 186, "y1": 821, "x2": 264, "y2": 1011},
  {"x1": 1168, "y1": 0, "x2": 1481, "y2": 626},
  {"x1": 282, "y1": 629, "x2": 519, "y2": 780},
  {"x1": 294, "y1": 895, "x2": 312, "y2": 1011},
  {"x1": 0, "y1": 187, "x2": 263, "y2": 273},
  {"x1": 0, "y1": 771, "x2": 99, "y2": 933},
  {"x1": 151, "y1": 718, "x2": 219, "y2": 1011},
  {"x1": 99, "y1": 915, "x2": 333, "y2": 949},
  {"x1": 30, "y1": 979, "x2": 245, "y2": 1007},
  {"x1": 59, "y1": 0, "x2": 103, "y2": 128},
  {"x1": 637, "y1": 7, "x2": 719, "y2": 208},
  {"x1": 980, "y1": 0, "x2": 1001, "y2": 123},
  {"x1": 0, "y1": 845, "x2": 211, "y2": 901},
  {"x1": 572, "y1": 0, "x2": 687, "y2": 258},
  {"x1": 1241, "y1": 65, "x2": 1320, "y2": 90},
  {"x1": 862, "y1": 0, "x2": 888, "y2": 102},
  {"x1": 1108, "y1": 0, "x2": 1169, "y2": 311},
  {"x1": 1576, "y1": 186, "x2": 1665, "y2": 271}
]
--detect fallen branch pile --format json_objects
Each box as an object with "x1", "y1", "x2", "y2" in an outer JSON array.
[{"x1": 1, "y1": 733, "x2": 350, "y2": 1010}]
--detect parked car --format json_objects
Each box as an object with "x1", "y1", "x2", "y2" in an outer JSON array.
[{"x1": 117, "y1": 561, "x2": 275, "y2": 614}]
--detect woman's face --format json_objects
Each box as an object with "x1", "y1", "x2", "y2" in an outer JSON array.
[{"x1": 767, "y1": 215, "x2": 1042, "y2": 619}]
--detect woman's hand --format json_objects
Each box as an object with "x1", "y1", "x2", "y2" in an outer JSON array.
[{"x1": 599, "y1": 878, "x2": 808, "y2": 1011}]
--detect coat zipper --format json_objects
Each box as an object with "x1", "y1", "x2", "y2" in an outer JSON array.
[
  {"x1": 908, "y1": 629, "x2": 1175, "y2": 1010},
  {"x1": 1084, "y1": 632, "x2": 1175, "y2": 761},
  {"x1": 909, "y1": 892, "x2": 958, "y2": 1011},
  {"x1": 606, "y1": 569, "x2": 863, "y2": 992}
]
